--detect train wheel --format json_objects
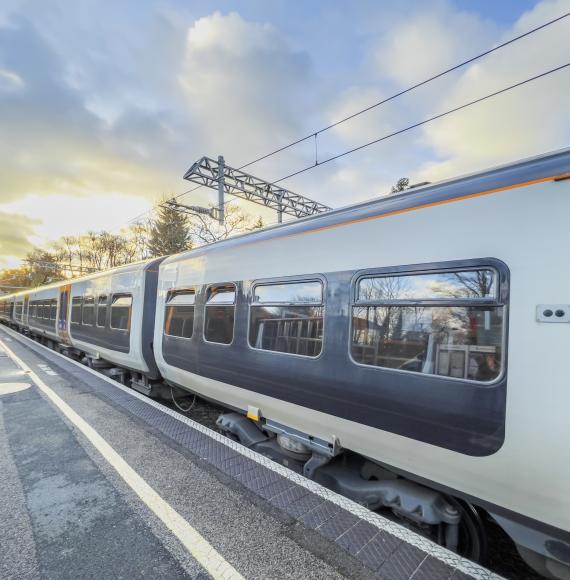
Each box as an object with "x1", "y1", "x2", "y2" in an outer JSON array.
[{"x1": 445, "y1": 496, "x2": 488, "y2": 562}]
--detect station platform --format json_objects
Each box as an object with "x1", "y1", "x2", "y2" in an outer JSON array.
[{"x1": 0, "y1": 325, "x2": 501, "y2": 580}]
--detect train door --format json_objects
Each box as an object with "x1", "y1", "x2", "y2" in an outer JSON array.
[
  {"x1": 23, "y1": 295, "x2": 30, "y2": 325},
  {"x1": 58, "y1": 284, "x2": 71, "y2": 344}
]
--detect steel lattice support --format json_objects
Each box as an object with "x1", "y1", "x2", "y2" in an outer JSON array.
[{"x1": 183, "y1": 156, "x2": 331, "y2": 221}]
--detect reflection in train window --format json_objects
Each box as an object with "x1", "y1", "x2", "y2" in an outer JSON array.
[
  {"x1": 351, "y1": 269, "x2": 504, "y2": 382},
  {"x1": 82, "y1": 296, "x2": 95, "y2": 325},
  {"x1": 250, "y1": 280, "x2": 324, "y2": 357},
  {"x1": 71, "y1": 297, "x2": 83, "y2": 324},
  {"x1": 165, "y1": 290, "x2": 195, "y2": 339},
  {"x1": 97, "y1": 296, "x2": 107, "y2": 327},
  {"x1": 357, "y1": 269, "x2": 497, "y2": 301},
  {"x1": 204, "y1": 285, "x2": 235, "y2": 344},
  {"x1": 110, "y1": 294, "x2": 132, "y2": 331}
]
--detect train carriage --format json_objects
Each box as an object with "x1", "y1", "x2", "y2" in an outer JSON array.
[
  {"x1": 65, "y1": 258, "x2": 164, "y2": 383},
  {"x1": 0, "y1": 295, "x2": 14, "y2": 324},
  {"x1": 27, "y1": 285, "x2": 60, "y2": 341},
  {"x1": 153, "y1": 148, "x2": 570, "y2": 579}
]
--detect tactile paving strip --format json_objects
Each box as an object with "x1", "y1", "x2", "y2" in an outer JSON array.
[{"x1": 2, "y1": 328, "x2": 502, "y2": 580}]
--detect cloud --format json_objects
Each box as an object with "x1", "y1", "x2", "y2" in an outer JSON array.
[
  {"x1": 374, "y1": 2, "x2": 497, "y2": 88},
  {"x1": 178, "y1": 11, "x2": 315, "y2": 163},
  {"x1": 0, "y1": 211, "x2": 40, "y2": 258},
  {"x1": 0, "y1": 16, "x2": 185, "y2": 204},
  {"x1": 413, "y1": 0, "x2": 570, "y2": 180},
  {"x1": 0, "y1": 67, "x2": 24, "y2": 92},
  {"x1": 1, "y1": 0, "x2": 569, "y2": 265},
  {"x1": 2, "y1": 193, "x2": 152, "y2": 246},
  {"x1": 306, "y1": 0, "x2": 570, "y2": 196}
]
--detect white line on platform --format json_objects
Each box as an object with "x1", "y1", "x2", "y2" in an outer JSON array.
[
  {"x1": 0, "y1": 337, "x2": 244, "y2": 580},
  {"x1": 0, "y1": 325, "x2": 502, "y2": 580}
]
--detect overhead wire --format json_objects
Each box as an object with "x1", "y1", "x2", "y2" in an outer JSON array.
[
  {"x1": 272, "y1": 62, "x2": 570, "y2": 184},
  {"x1": 236, "y1": 11, "x2": 570, "y2": 170},
  {"x1": 124, "y1": 11, "x2": 569, "y2": 224}
]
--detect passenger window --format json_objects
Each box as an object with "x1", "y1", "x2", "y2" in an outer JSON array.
[
  {"x1": 31, "y1": 303, "x2": 37, "y2": 318},
  {"x1": 249, "y1": 281, "x2": 324, "y2": 357},
  {"x1": 82, "y1": 296, "x2": 95, "y2": 325},
  {"x1": 71, "y1": 297, "x2": 82, "y2": 324},
  {"x1": 351, "y1": 268, "x2": 504, "y2": 382},
  {"x1": 110, "y1": 294, "x2": 132, "y2": 331},
  {"x1": 165, "y1": 290, "x2": 195, "y2": 339},
  {"x1": 204, "y1": 285, "x2": 235, "y2": 344},
  {"x1": 50, "y1": 300, "x2": 57, "y2": 320},
  {"x1": 97, "y1": 296, "x2": 107, "y2": 327}
]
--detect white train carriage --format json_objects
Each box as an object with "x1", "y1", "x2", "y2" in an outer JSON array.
[
  {"x1": 65, "y1": 258, "x2": 164, "y2": 384},
  {"x1": 0, "y1": 294, "x2": 15, "y2": 324},
  {"x1": 7, "y1": 294, "x2": 27, "y2": 328},
  {"x1": 27, "y1": 285, "x2": 60, "y2": 342},
  {"x1": 154, "y1": 148, "x2": 570, "y2": 579}
]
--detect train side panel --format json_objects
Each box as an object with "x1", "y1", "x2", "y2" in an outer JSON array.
[
  {"x1": 153, "y1": 175, "x2": 570, "y2": 540},
  {"x1": 67, "y1": 258, "x2": 162, "y2": 376}
]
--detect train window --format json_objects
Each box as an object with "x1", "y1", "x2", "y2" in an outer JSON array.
[
  {"x1": 164, "y1": 290, "x2": 195, "y2": 339},
  {"x1": 50, "y1": 300, "x2": 57, "y2": 320},
  {"x1": 204, "y1": 284, "x2": 235, "y2": 344},
  {"x1": 82, "y1": 296, "x2": 95, "y2": 325},
  {"x1": 351, "y1": 268, "x2": 504, "y2": 382},
  {"x1": 97, "y1": 296, "x2": 108, "y2": 327},
  {"x1": 71, "y1": 297, "x2": 82, "y2": 324},
  {"x1": 110, "y1": 294, "x2": 132, "y2": 331},
  {"x1": 357, "y1": 269, "x2": 497, "y2": 301},
  {"x1": 249, "y1": 280, "x2": 324, "y2": 357},
  {"x1": 30, "y1": 303, "x2": 37, "y2": 318},
  {"x1": 43, "y1": 301, "x2": 51, "y2": 319}
]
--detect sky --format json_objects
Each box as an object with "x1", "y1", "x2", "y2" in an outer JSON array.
[{"x1": 1, "y1": 0, "x2": 569, "y2": 268}]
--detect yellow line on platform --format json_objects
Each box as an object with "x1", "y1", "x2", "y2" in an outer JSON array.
[{"x1": 0, "y1": 338, "x2": 244, "y2": 580}]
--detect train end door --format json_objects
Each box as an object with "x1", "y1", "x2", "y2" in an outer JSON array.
[{"x1": 58, "y1": 284, "x2": 72, "y2": 344}]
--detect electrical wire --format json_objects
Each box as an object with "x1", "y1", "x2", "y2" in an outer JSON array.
[
  {"x1": 272, "y1": 62, "x2": 570, "y2": 184},
  {"x1": 125, "y1": 12, "x2": 569, "y2": 224},
  {"x1": 170, "y1": 385, "x2": 197, "y2": 413},
  {"x1": 238, "y1": 11, "x2": 570, "y2": 170}
]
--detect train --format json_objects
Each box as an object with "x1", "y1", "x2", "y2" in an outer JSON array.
[{"x1": 2, "y1": 147, "x2": 570, "y2": 580}]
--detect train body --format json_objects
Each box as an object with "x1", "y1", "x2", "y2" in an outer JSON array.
[{"x1": 2, "y1": 148, "x2": 569, "y2": 579}]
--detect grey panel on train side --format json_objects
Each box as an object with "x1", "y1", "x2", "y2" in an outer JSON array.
[
  {"x1": 162, "y1": 258, "x2": 509, "y2": 457},
  {"x1": 70, "y1": 293, "x2": 131, "y2": 353}
]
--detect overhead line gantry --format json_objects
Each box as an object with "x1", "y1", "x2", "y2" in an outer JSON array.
[{"x1": 175, "y1": 155, "x2": 331, "y2": 225}]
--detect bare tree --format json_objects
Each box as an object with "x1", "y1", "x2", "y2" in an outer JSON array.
[{"x1": 188, "y1": 204, "x2": 264, "y2": 246}]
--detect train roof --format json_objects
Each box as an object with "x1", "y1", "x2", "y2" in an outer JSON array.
[
  {"x1": 162, "y1": 146, "x2": 570, "y2": 266},
  {"x1": 0, "y1": 257, "x2": 164, "y2": 301}
]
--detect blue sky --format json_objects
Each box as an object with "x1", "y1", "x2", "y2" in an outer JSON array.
[{"x1": 0, "y1": 0, "x2": 569, "y2": 266}]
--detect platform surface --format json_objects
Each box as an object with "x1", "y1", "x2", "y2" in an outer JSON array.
[{"x1": 0, "y1": 326, "x2": 501, "y2": 580}]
